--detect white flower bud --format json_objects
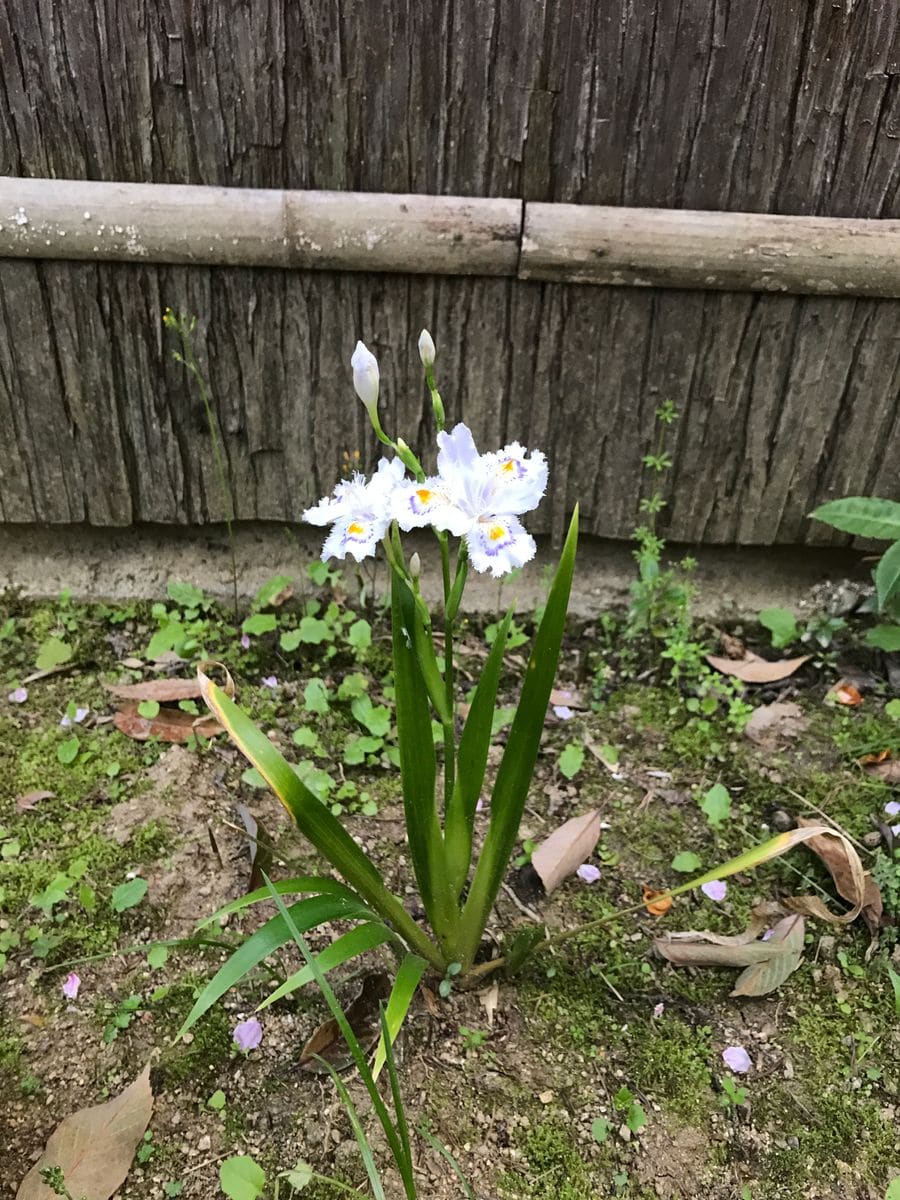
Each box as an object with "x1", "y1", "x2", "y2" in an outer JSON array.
[
  {"x1": 418, "y1": 329, "x2": 436, "y2": 369},
  {"x1": 409, "y1": 552, "x2": 421, "y2": 579},
  {"x1": 351, "y1": 340, "x2": 379, "y2": 412}
]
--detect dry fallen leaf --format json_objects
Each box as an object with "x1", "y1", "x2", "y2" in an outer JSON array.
[
  {"x1": 103, "y1": 678, "x2": 203, "y2": 702},
  {"x1": 549, "y1": 687, "x2": 587, "y2": 710},
  {"x1": 655, "y1": 911, "x2": 805, "y2": 997},
  {"x1": 864, "y1": 758, "x2": 900, "y2": 783},
  {"x1": 786, "y1": 817, "x2": 882, "y2": 935},
  {"x1": 299, "y1": 973, "x2": 390, "y2": 1073},
  {"x1": 529, "y1": 810, "x2": 602, "y2": 895},
  {"x1": 743, "y1": 701, "x2": 809, "y2": 749},
  {"x1": 706, "y1": 652, "x2": 810, "y2": 684},
  {"x1": 15, "y1": 790, "x2": 55, "y2": 814},
  {"x1": 478, "y1": 982, "x2": 500, "y2": 1028},
  {"x1": 17, "y1": 1064, "x2": 153, "y2": 1200},
  {"x1": 859, "y1": 748, "x2": 892, "y2": 766},
  {"x1": 112, "y1": 703, "x2": 223, "y2": 744},
  {"x1": 236, "y1": 804, "x2": 274, "y2": 894},
  {"x1": 642, "y1": 887, "x2": 673, "y2": 917}
]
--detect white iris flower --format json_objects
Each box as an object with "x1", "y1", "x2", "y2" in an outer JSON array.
[
  {"x1": 304, "y1": 457, "x2": 406, "y2": 562},
  {"x1": 392, "y1": 423, "x2": 547, "y2": 577}
]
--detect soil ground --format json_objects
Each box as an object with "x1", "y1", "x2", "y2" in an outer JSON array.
[{"x1": 1, "y1": 581, "x2": 898, "y2": 1200}]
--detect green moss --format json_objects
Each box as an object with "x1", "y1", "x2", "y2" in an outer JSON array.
[
  {"x1": 500, "y1": 1121, "x2": 598, "y2": 1200},
  {"x1": 629, "y1": 1017, "x2": 714, "y2": 1121},
  {"x1": 152, "y1": 982, "x2": 236, "y2": 1087}
]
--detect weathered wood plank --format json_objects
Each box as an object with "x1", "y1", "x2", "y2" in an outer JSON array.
[{"x1": 1, "y1": 260, "x2": 898, "y2": 544}]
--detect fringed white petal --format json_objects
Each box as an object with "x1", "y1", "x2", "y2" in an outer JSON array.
[{"x1": 465, "y1": 515, "x2": 536, "y2": 578}]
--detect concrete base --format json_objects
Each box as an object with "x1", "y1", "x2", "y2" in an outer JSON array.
[{"x1": 0, "y1": 523, "x2": 864, "y2": 619}]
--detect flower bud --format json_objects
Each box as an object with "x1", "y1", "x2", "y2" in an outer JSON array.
[
  {"x1": 418, "y1": 329, "x2": 436, "y2": 369},
  {"x1": 409, "y1": 552, "x2": 421, "y2": 579},
  {"x1": 395, "y1": 437, "x2": 424, "y2": 479},
  {"x1": 351, "y1": 340, "x2": 379, "y2": 413}
]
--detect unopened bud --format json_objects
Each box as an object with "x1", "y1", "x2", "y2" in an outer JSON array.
[
  {"x1": 409, "y1": 552, "x2": 421, "y2": 579},
  {"x1": 395, "y1": 437, "x2": 423, "y2": 478},
  {"x1": 418, "y1": 329, "x2": 436, "y2": 369},
  {"x1": 351, "y1": 340, "x2": 379, "y2": 413}
]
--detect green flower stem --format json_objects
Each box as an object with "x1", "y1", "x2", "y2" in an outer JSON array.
[
  {"x1": 425, "y1": 365, "x2": 445, "y2": 430},
  {"x1": 438, "y1": 532, "x2": 457, "y2": 819}
]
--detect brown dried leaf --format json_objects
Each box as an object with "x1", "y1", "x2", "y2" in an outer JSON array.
[
  {"x1": 787, "y1": 817, "x2": 882, "y2": 933},
  {"x1": 731, "y1": 914, "x2": 805, "y2": 997},
  {"x1": 655, "y1": 911, "x2": 805, "y2": 997},
  {"x1": 642, "y1": 887, "x2": 673, "y2": 917},
  {"x1": 530, "y1": 810, "x2": 602, "y2": 895},
  {"x1": 864, "y1": 758, "x2": 900, "y2": 783},
  {"x1": 705, "y1": 652, "x2": 810, "y2": 684},
  {"x1": 16, "y1": 1064, "x2": 153, "y2": 1200},
  {"x1": 743, "y1": 701, "x2": 809, "y2": 748},
  {"x1": 549, "y1": 688, "x2": 587, "y2": 710},
  {"x1": 236, "y1": 803, "x2": 274, "y2": 894},
  {"x1": 299, "y1": 973, "x2": 390, "y2": 1073},
  {"x1": 103, "y1": 678, "x2": 202, "y2": 702},
  {"x1": 828, "y1": 681, "x2": 864, "y2": 707},
  {"x1": 15, "y1": 790, "x2": 55, "y2": 814},
  {"x1": 112, "y1": 703, "x2": 223, "y2": 744}
]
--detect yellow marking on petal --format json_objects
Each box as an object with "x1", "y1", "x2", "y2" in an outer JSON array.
[
  {"x1": 416, "y1": 488, "x2": 433, "y2": 503},
  {"x1": 348, "y1": 522, "x2": 365, "y2": 535},
  {"x1": 501, "y1": 459, "x2": 516, "y2": 473},
  {"x1": 489, "y1": 524, "x2": 506, "y2": 541}
]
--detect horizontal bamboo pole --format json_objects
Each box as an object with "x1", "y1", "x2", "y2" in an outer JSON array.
[
  {"x1": 0, "y1": 178, "x2": 521, "y2": 275},
  {"x1": 520, "y1": 203, "x2": 900, "y2": 298},
  {"x1": 2, "y1": 177, "x2": 900, "y2": 298}
]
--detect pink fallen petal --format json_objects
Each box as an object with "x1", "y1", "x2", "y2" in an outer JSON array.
[
  {"x1": 576, "y1": 863, "x2": 601, "y2": 884},
  {"x1": 261, "y1": 675, "x2": 278, "y2": 690},
  {"x1": 652, "y1": 1002, "x2": 665, "y2": 1018},
  {"x1": 885, "y1": 800, "x2": 900, "y2": 817},
  {"x1": 761, "y1": 928, "x2": 775, "y2": 941},
  {"x1": 60, "y1": 707, "x2": 89, "y2": 728},
  {"x1": 7, "y1": 687, "x2": 27, "y2": 704},
  {"x1": 240, "y1": 634, "x2": 251, "y2": 650},
  {"x1": 475, "y1": 797, "x2": 484, "y2": 813},
  {"x1": 722, "y1": 1045, "x2": 752, "y2": 1074},
  {"x1": 233, "y1": 1016, "x2": 263, "y2": 1052},
  {"x1": 61, "y1": 972, "x2": 81, "y2": 1000},
  {"x1": 892, "y1": 824, "x2": 900, "y2": 838},
  {"x1": 701, "y1": 880, "x2": 728, "y2": 902},
  {"x1": 552, "y1": 705, "x2": 574, "y2": 720}
]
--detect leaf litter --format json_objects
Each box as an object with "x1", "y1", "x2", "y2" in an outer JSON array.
[{"x1": 16, "y1": 1065, "x2": 153, "y2": 1200}]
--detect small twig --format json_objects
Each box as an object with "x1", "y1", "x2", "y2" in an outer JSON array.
[
  {"x1": 784, "y1": 787, "x2": 873, "y2": 858},
  {"x1": 500, "y1": 881, "x2": 543, "y2": 923}
]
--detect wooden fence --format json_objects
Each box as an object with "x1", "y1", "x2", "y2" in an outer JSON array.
[{"x1": 0, "y1": 0, "x2": 899, "y2": 545}]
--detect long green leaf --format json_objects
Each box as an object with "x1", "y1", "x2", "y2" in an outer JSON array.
[
  {"x1": 263, "y1": 874, "x2": 413, "y2": 1198},
  {"x1": 320, "y1": 1061, "x2": 387, "y2": 1200},
  {"x1": 390, "y1": 575, "x2": 456, "y2": 946},
  {"x1": 196, "y1": 876, "x2": 363, "y2": 929},
  {"x1": 371, "y1": 952, "x2": 427, "y2": 1080},
  {"x1": 257, "y1": 922, "x2": 395, "y2": 1010},
  {"x1": 418, "y1": 1126, "x2": 475, "y2": 1199},
  {"x1": 176, "y1": 894, "x2": 370, "y2": 1040},
  {"x1": 875, "y1": 539, "x2": 900, "y2": 611},
  {"x1": 379, "y1": 1005, "x2": 412, "y2": 1170},
  {"x1": 199, "y1": 668, "x2": 443, "y2": 970},
  {"x1": 810, "y1": 497, "x2": 900, "y2": 541},
  {"x1": 458, "y1": 508, "x2": 579, "y2": 967},
  {"x1": 444, "y1": 607, "x2": 514, "y2": 897}
]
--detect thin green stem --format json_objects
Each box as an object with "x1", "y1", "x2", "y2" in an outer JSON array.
[
  {"x1": 170, "y1": 314, "x2": 239, "y2": 617},
  {"x1": 438, "y1": 533, "x2": 456, "y2": 820}
]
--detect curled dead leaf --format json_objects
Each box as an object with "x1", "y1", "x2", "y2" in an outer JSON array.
[
  {"x1": 655, "y1": 910, "x2": 805, "y2": 997},
  {"x1": 863, "y1": 758, "x2": 900, "y2": 783},
  {"x1": 828, "y1": 681, "x2": 864, "y2": 707},
  {"x1": 859, "y1": 748, "x2": 892, "y2": 766},
  {"x1": 16, "y1": 1064, "x2": 153, "y2": 1200},
  {"x1": 299, "y1": 973, "x2": 390, "y2": 1073},
  {"x1": 15, "y1": 790, "x2": 55, "y2": 813},
  {"x1": 786, "y1": 817, "x2": 882, "y2": 935},
  {"x1": 113, "y1": 703, "x2": 223, "y2": 744},
  {"x1": 706, "y1": 652, "x2": 810, "y2": 684},
  {"x1": 642, "y1": 887, "x2": 673, "y2": 917},
  {"x1": 103, "y1": 678, "x2": 202, "y2": 702}
]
